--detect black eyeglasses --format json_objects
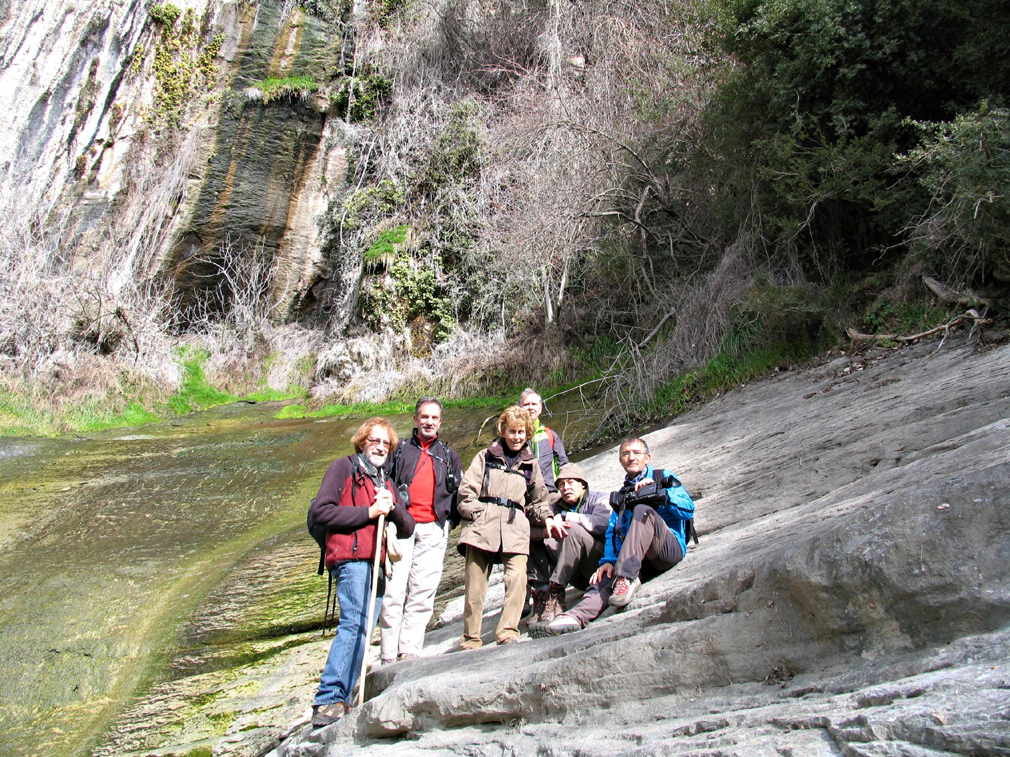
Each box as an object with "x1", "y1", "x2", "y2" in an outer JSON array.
[{"x1": 620, "y1": 449, "x2": 648, "y2": 458}]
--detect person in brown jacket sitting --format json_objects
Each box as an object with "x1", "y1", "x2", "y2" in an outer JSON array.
[
  {"x1": 457, "y1": 405, "x2": 552, "y2": 648},
  {"x1": 526, "y1": 462, "x2": 612, "y2": 626}
]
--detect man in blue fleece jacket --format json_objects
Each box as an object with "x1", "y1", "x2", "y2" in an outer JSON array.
[{"x1": 540, "y1": 436, "x2": 695, "y2": 635}]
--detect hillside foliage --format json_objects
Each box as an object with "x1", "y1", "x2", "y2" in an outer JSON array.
[
  {"x1": 2, "y1": 0, "x2": 1008, "y2": 434},
  {"x1": 317, "y1": 0, "x2": 1008, "y2": 425}
]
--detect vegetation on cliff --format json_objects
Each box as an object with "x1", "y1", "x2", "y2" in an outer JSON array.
[{"x1": 1, "y1": 0, "x2": 1007, "y2": 436}]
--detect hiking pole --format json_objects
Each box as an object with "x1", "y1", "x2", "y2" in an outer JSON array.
[{"x1": 357, "y1": 509, "x2": 385, "y2": 707}]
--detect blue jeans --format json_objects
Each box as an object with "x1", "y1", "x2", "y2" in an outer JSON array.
[{"x1": 314, "y1": 560, "x2": 382, "y2": 706}]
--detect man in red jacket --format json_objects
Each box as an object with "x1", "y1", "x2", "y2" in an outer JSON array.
[
  {"x1": 307, "y1": 418, "x2": 415, "y2": 728},
  {"x1": 380, "y1": 397, "x2": 463, "y2": 663}
]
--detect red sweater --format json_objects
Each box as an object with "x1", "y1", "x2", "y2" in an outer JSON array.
[
  {"x1": 309, "y1": 455, "x2": 415, "y2": 568},
  {"x1": 407, "y1": 437, "x2": 438, "y2": 523}
]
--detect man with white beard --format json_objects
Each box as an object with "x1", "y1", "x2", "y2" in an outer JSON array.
[{"x1": 307, "y1": 418, "x2": 415, "y2": 728}]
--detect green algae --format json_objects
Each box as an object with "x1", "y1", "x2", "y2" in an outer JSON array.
[
  {"x1": 0, "y1": 397, "x2": 601, "y2": 756},
  {"x1": 0, "y1": 403, "x2": 345, "y2": 757}
]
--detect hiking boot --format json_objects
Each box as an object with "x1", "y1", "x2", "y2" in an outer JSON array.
[
  {"x1": 311, "y1": 702, "x2": 350, "y2": 728},
  {"x1": 541, "y1": 583, "x2": 566, "y2": 622},
  {"x1": 608, "y1": 575, "x2": 641, "y2": 607},
  {"x1": 543, "y1": 615, "x2": 581, "y2": 636},
  {"x1": 529, "y1": 587, "x2": 548, "y2": 623},
  {"x1": 497, "y1": 635, "x2": 519, "y2": 645},
  {"x1": 527, "y1": 620, "x2": 552, "y2": 639},
  {"x1": 397, "y1": 653, "x2": 418, "y2": 662},
  {"x1": 520, "y1": 583, "x2": 534, "y2": 619}
]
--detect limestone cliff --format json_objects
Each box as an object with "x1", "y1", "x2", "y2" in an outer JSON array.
[{"x1": 1, "y1": 0, "x2": 356, "y2": 322}]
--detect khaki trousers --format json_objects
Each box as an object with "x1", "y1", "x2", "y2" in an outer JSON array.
[
  {"x1": 461, "y1": 545, "x2": 528, "y2": 647},
  {"x1": 379, "y1": 520, "x2": 449, "y2": 660}
]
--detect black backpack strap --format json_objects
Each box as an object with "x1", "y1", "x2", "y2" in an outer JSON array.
[
  {"x1": 686, "y1": 518, "x2": 699, "y2": 545},
  {"x1": 389, "y1": 441, "x2": 405, "y2": 482}
]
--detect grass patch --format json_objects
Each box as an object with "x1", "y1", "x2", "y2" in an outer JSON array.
[
  {"x1": 861, "y1": 299, "x2": 954, "y2": 336},
  {"x1": 243, "y1": 387, "x2": 308, "y2": 403},
  {"x1": 650, "y1": 329, "x2": 827, "y2": 420},
  {"x1": 67, "y1": 401, "x2": 163, "y2": 432},
  {"x1": 250, "y1": 76, "x2": 319, "y2": 105},
  {"x1": 569, "y1": 334, "x2": 624, "y2": 378},
  {"x1": 275, "y1": 394, "x2": 510, "y2": 420},
  {"x1": 166, "y1": 347, "x2": 238, "y2": 414},
  {"x1": 0, "y1": 390, "x2": 55, "y2": 437},
  {"x1": 363, "y1": 224, "x2": 409, "y2": 269},
  {"x1": 0, "y1": 391, "x2": 163, "y2": 437},
  {"x1": 276, "y1": 399, "x2": 415, "y2": 420}
]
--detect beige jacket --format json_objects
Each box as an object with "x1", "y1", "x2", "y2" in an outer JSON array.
[{"x1": 457, "y1": 439, "x2": 552, "y2": 555}]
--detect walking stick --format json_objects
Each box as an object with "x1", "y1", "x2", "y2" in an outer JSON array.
[{"x1": 357, "y1": 510, "x2": 385, "y2": 706}]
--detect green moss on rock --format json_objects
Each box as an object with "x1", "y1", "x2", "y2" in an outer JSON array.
[
  {"x1": 150, "y1": 3, "x2": 182, "y2": 26},
  {"x1": 249, "y1": 76, "x2": 320, "y2": 105}
]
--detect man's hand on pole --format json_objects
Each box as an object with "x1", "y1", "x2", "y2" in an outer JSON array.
[{"x1": 369, "y1": 489, "x2": 394, "y2": 520}]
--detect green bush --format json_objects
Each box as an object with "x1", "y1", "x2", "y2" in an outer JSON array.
[
  {"x1": 703, "y1": 0, "x2": 1010, "y2": 278},
  {"x1": 360, "y1": 252, "x2": 456, "y2": 344},
  {"x1": 329, "y1": 74, "x2": 392, "y2": 121},
  {"x1": 898, "y1": 104, "x2": 1010, "y2": 285},
  {"x1": 414, "y1": 99, "x2": 485, "y2": 196},
  {"x1": 341, "y1": 180, "x2": 404, "y2": 230},
  {"x1": 150, "y1": 3, "x2": 181, "y2": 25}
]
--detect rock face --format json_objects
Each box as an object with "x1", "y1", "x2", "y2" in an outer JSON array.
[
  {"x1": 0, "y1": 0, "x2": 355, "y2": 321},
  {"x1": 272, "y1": 335, "x2": 1010, "y2": 756}
]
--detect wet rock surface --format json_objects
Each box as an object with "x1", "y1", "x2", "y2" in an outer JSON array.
[
  {"x1": 272, "y1": 336, "x2": 1010, "y2": 757},
  {"x1": 0, "y1": 401, "x2": 497, "y2": 757}
]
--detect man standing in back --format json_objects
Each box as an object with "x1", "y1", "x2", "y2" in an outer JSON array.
[
  {"x1": 379, "y1": 397, "x2": 463, "y2": 663},
  {"x1": 520, "y1": 387, "x2": 569, "y2": 493}
]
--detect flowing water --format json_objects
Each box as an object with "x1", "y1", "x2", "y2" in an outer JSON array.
[{"x1": 0, "y1": 398, "x2": 600, "y2": 757}]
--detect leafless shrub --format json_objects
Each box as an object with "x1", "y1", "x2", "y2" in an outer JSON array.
[
  {"x1": 371, "y1": 0, "x2": 721, "y2": 344},
  {"x1": 0, "y1": 172, "x2": 179, "y2": 420},
  {"x1": 597, "y1": 233, "x2": 764, "y2": 431},
  {"x1": 405, "y1": 0, "x2": 551, "y2": 94},
  {"x1": 179, "y1": 235, "x2": 285, "y2": 348},
  {"x1": 311, "y1": 326, "x2": 513, "y2": 405}
]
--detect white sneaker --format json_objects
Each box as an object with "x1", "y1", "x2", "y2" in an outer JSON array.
[{"x1": 608, "y1": 576, "x2": 641, "y2": 607}]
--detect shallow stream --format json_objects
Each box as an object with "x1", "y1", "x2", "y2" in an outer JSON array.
[{"x1": 0, "y1": 398, "x2": 598, "y2": 757}]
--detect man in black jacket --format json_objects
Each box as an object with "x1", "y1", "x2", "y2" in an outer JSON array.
[{"x1": 378, "y1": 397, "x2": 463, "y2": 663}]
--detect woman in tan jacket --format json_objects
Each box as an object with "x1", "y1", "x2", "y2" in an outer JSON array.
[{"x1": 457, "y1": 406, "x2": 551, "y2": 648}]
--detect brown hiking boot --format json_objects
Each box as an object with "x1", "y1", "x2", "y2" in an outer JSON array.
[
  {"x1": 541, "y1": 583, "x2": 566, "y2": 623},
  {"x1": 529, "y1": 588, "x2": 548, "y2": 623}
]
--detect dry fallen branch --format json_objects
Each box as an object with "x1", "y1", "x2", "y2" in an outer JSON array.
[
  {"x1": 846, "y1": 309, "x2": 991, "y2": 346},
  {"x1": 922, "y1": 275, "x2": 990, "y2": 307}
]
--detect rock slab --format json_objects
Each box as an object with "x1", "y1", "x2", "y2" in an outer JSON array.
[{"x1": 276, "y1": 336, "x2": 1010, "y2": 756}]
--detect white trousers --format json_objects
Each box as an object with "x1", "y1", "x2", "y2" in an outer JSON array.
[{"x1": 379, "y1": 520, "x2": 449, "y2": 660}]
